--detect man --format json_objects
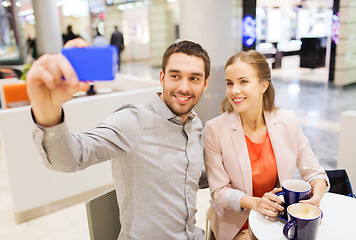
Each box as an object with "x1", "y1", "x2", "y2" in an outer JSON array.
[
  {"x1": 93, "y1": 27, "x2": 108, "y2": 46},
  {"x1": 27, "y1": 39, "x2": 210, "y2": 239},
  {"x1": 63, "y1": 25, "x2": 80, "y2": 45},
  {"x1": 110, "y1": 26, "x2": 125, "y2": 70}
]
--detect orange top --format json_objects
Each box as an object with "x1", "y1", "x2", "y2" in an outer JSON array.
[
  {"x1": 245, "y1": 132, "x2": 278, "y2": 198},
  {"x1": 241, "y1": 132, "x2": 278, "y2": 231}
]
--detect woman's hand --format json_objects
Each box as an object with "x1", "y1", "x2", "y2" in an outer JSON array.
[
  {"x1": 241, "y1": 188, "x2": 284, "y2": 217},
  {"x1": 255, "y1": 188, "x2": 284, "y2": 216},
  {"x1": 300, "y1": 179, "x2": 327, "y2": 207}
]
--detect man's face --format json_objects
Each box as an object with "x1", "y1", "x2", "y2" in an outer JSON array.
[{"x1": 160, "y1": 53, "x2": 209, "y2": 122}]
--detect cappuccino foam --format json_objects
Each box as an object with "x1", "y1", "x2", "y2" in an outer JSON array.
[{"x1": 288, "y1": 204, "x2": 321, "y2": 220}]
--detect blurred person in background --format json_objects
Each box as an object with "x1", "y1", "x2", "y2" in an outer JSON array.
[
  {"x1": 110, "y1": 25, "x2": 124, "y2": 70},
  {"x1": 63, "y1": 25, "x2": 80, "y2": 45},
  {"x1": 93, "y1": 27, "x2": 108, "y2": 46}
]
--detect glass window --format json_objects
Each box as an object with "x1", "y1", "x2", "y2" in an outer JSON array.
[{"x1": 0, "y1": 1, "x2": 24, "y2": 65}]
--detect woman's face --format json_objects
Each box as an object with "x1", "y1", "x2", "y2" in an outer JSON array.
[{"x1": 225, "y1": 60, "x2": 268, "y2": 114}]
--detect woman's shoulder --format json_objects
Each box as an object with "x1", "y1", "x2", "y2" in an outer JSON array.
[
  {"x1": 266, "y1": 108, "x2": 298, "y2": 124},
  {"x1": 203, "y1": 112, "x2": 232, "y2": 141},
  {"x1": 205, "y1": 112, "x2": 231, "y2": 127},
  {"x1": 271, "y1": 108, "x2": 295, "y2": 116}
]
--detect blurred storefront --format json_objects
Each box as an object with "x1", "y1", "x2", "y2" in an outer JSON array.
[
  {"x1": 2, "y1": 0, "x2": 180, "y2": 64},
  {"x1": 104, "y1": 0, "x2": 152, "y2": 62},
  {"x1": 2, "y1": 0, "x2": 355, "y2": 85},
  {"x1": 256, "y1": 0, "x2": 333, "y2": 72},
  {"x1": 6, "y1": 0, "x2": 334, "y2": 66}
]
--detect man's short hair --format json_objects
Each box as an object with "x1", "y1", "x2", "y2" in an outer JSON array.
[{"x1": 162, "y1": 40, "x2": 210, "y2": 80}]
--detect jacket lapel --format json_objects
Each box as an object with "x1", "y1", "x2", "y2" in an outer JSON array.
[
  {"x1": 264, "y1": 111, "x2": 288, "y2": 185},
  {"x1": 230, "y1": 113, "x2": 253, "y2": 195}
]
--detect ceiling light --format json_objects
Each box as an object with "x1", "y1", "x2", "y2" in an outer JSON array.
[{"x1": 2, "y1": 1, "x2": 12, "y2": 7}]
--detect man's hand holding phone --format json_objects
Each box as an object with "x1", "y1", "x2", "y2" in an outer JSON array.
[{"x1": 27, "y1": 38, "x2": 90, "y2": 127}]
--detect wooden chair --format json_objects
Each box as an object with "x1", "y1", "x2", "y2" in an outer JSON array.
[{"x1": 1, "y1": 82, "x2": 30, "y2": 108}]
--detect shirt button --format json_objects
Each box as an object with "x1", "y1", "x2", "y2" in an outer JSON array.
[{"x1": 48, "y1": 132, "x2": 55, "y2": 138}]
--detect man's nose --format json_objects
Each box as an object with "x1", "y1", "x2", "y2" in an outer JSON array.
[{"x1": 178, "y1": 78, "x2": 190, "y2": 93}]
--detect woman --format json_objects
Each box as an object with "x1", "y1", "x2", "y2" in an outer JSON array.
[{"x1": 203, "y1": 50, "x2": 329, "y2": 240}]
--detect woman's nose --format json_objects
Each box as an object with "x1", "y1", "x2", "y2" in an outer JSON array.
[{"x1": 232, "y1": 85, "x2": 241, "y2": 93}]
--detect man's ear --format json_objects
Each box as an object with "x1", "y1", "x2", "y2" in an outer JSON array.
[
  {"x1": 203, "y1": 76, "x2": 210, "y2": 92},
  {"x1": 159, "y1": 70, "x2": 165, "y2": 88}
]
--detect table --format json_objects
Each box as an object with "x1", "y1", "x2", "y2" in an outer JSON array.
[{"x1": 249, "y1": 192, "x2": 356, "y2": 239}]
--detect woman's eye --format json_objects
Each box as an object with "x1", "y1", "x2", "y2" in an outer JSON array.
[{"x1": 226, "y1": 81, "x2": 233, "y2": 86}]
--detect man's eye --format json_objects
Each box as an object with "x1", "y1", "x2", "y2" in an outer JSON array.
[{"x1": 171, "y1": 75, "x2": 179, "y2": 79}]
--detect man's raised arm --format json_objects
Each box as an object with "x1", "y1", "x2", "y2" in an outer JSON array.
[{"x1": 26, "y1": 38, "x2": 90, "y2": 126}]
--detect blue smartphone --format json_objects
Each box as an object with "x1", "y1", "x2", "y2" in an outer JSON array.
[{"x1": 61, "y1": 45, "x2": 118, "y2": 81}]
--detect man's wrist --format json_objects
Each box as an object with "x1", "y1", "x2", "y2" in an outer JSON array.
[{"x1": 31, "y1": 106, "x2": 64, "y2": 127}]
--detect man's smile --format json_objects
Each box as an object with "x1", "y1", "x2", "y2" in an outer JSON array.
[{"x1": 174, "y1": 94, "x2": 192, "y2": 103}]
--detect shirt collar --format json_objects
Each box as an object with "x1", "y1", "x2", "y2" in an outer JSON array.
[{"x1": 149, "y1": 92, "x2": 197, "y2": 125}]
